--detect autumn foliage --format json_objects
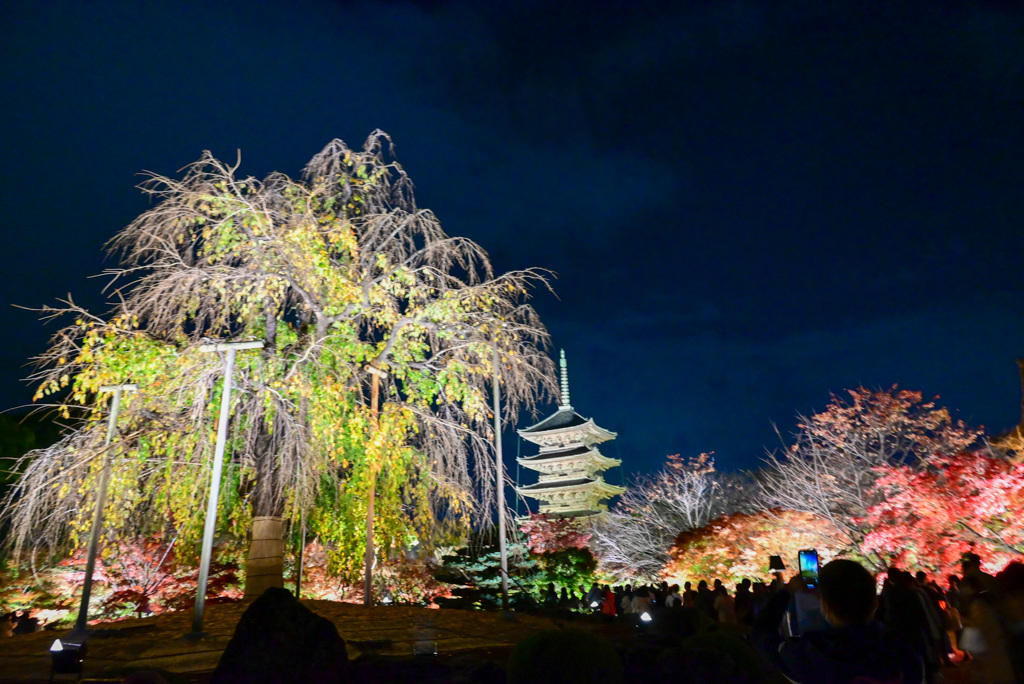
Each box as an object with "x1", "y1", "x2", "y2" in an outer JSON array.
[
  {"x1": 518, "y1": 514, "x2": 591, "y2": 555},
  {"x1": 862, "y1": 451, "x2": 1024, "y2": 577},
  {"x1": 0, "y1": 536, "x2": 242, "y2": 624},
  {"x1": 297, "y1": 539, "x2": 452, "y2": 605},
  {"x1": 591, "y1": 453, "x2": 723, "y2": 581},
  {"x1": 664, "y1": 509, "x2": 843, "y2": 586},
  {"x1": 516, "y1": 514, "x2": 598, "y2": 594},
  {"x1": 761, "y1": 387, "x2": 980, "y2": 559}
]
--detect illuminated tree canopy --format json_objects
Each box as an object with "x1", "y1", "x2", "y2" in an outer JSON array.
[
  {"x1": 665, "y1": 509, "x2": 842, "y2": 587},
  {"x1": 591, "y1": 454, "x2": 719, "y2": 581},
  {"x1": 760, "y1": 387, "x2": 980, "y2": 566},
  {"x1": 863, "y1": 450, "x2": 1024, "y2": 576},
  {"x1": 518, "y1": 513, "x2": 592, "y2": 555},
  {"x1": 2, "y1": 132, "x2": 555, "y2": 590}
]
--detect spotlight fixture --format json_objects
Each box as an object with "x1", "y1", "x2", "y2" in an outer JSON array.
[{"x1": 49, "y1": 639, "x2": 86, "y2": 677}]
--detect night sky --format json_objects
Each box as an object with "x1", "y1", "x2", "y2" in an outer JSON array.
[{"x1": 4, "y1": 0, "x2": 1024, "y2": 479}]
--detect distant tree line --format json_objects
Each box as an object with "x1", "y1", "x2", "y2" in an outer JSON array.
[{"x1": 591, "y1": 386, "x2": 1024, "y2": 583}]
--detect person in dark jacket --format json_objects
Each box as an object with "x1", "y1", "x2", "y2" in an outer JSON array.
[
  {"x1": 881, "y1": 568, "x2": 942, "y2": 681},
  {"x1": 695, "y1": 580, "x2": 715, "y2": 620},
  {"x1": 752, "y1": 559, "x2": 925, "y2": 684}
]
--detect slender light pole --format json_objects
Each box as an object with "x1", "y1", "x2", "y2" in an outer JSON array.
[
  {"x1": 73, "y1": 383, "x2": 138, "y2": 635},
  {"x1": 295, "y1": 513, "x2": 306, "y2": 599},
  {"x1": 190, "y1": 340, "x2": 263, "y2": 637},
  {"x1": 492, "y1": 339, "x2": 509, "y2": 611},
  {"x1": 363, "y1": 365, "x2": 384, "y2": 606}
]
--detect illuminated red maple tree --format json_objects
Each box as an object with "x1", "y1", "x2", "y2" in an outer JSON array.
[
  {"x1": 761, "y1": 387, "x2": 980, "y2": 565},
  {"x1": 518, "y1": 513, "x2": 591, "y2": 555},
  {"x1": 0, "y1": 535, "x2": 242, "y2": 623},
  {"x1": 66, "y1": 536, "x2": 242, "y2": 618},
  {"x1": 861, "y1": 451, "x2": 1024, "y2": 577}
]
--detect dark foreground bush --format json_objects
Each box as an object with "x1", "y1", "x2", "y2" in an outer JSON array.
[
  {"x1": 506, "y1": 628, "x2": 622, "y2": 684},
  {"x1": 212, "y1": 586, "x2": 349, "y2": 684},
  {"x1": 657, "y1": 631, "x2": 778, "y2": 684}
]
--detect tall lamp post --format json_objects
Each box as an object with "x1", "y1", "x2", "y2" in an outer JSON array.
[
  {"x1": 73, "y1": 383, "x2": 138, "y2": 635},
  {"x1": 363, "y1": 365, "x2": 385, "y2": 606},
  {"x1": 491, "y1": 339, "x2": 510, "y2": 611},
  {"x1": 189, "y1": 340, "x2": 263, "y2": 638}
]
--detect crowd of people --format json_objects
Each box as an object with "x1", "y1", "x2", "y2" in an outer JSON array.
[
  {"x1": 540, "y1": 553, "x2": 1024, "y2": 684},
  {"x1": 4, "y1": 554, "x2": 1023, "y2": 683},
  {"x1": 546, "y1": 577, "x2": 772, "y2": 625}
]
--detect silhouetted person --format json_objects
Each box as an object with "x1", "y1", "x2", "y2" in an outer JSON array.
[
  {"x1": 601, "y1": 585, "x2": 616, "y2": 617},
  {"x1": 753, "y1": 559, "x2": 924, "y2": 684},
  {"x1": 585, "y1": 583, "x2": 602, "y2": 611},
  {"x1": 751, "y1": 582, "x2": 769, "y2": 619},
  {"x1": 713, "y1": 584, "x2": 737, "y2": 624},
  {"x1": 882, "y1": 568, "x2": 943, "y2": 681},
  {"x1": 960, "y1": 552, "x2": 997, "y2": 618},
  {"x1": 695, "y1": 580, "x2": 714, "y2": 619},
  {"x1": 682, "y1": 581, "x2": 697, "y2": 608},
  {"x1": 960, "y1": 570, "x2": 1018, "y2": 683},
  {"x1": 630, "y1": 586, "x2": 653, "y2": 618},
  {"x1": 995, "y1": 562, "x2": 1024, "y2": 680},
  {"x1": 664, "y1": 583, "x2": 682, "y2": 609},
  {"x1": 734, "y1": 578, "x2": 753, "y2": 625},
  {"x1": 915, "y1": 570, "x2": 954, "y2": 666},
  {"x1": 621, "y1": 584, "x2": 635, "y2": 614}
]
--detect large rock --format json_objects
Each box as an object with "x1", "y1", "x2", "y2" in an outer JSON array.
[{"x1": 212, "y1": 587, "x2": 349, "y2": 684}]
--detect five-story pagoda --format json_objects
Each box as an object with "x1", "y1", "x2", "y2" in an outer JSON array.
[{"x1": 516, "y1": 350, "x2": 624, "y2": 518}]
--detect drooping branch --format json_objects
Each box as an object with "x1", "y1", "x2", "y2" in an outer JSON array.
[{"x1": 5, "y1": 131, "x2": 557, "y2": 580}]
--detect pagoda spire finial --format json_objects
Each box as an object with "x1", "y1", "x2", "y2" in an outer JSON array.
[{"x1": 559, "y1": 349, "x2": 572, "y2": 409}]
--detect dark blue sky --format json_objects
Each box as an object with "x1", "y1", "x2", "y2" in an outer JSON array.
[{"x1": 3, "y1": 0, "x2": 1024, "y2": 476}]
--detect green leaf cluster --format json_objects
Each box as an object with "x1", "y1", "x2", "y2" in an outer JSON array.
[{"x1": 6, "y1": 132, "x2": 554, "y2": 588}]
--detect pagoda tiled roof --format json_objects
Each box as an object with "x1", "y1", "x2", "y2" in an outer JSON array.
[
  {"x1": 522, "y1": 509, "x2": 601, "y2": 520},
  {"x1": 518, "y1": 408, "x2": 589, "y2": 434},
  {"x1": 519, "y1": 445, "x2": 592, "y2": 461},
  {"x1": 518, "y1": 477, "x2": 595, "y2": 491}
]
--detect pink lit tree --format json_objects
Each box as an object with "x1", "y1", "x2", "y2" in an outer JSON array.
[{"x1": 861, "y1": 450, "x2": 1024, "y2": 577}]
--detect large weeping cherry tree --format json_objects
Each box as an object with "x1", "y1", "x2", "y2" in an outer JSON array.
[{"x1": 3, "y1": 131, "x2": 555, "y2": 598}]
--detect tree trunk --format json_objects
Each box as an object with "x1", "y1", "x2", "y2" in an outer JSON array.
[
  {"x1": 363, "y1": 369, "x2": 381, "y2": 606},
  {"x1": 245, "y1": 515, "x2": 285, "y2": 597},
  {"x1": 244, "y1": 416, "x2": 287, "y2": 597}
]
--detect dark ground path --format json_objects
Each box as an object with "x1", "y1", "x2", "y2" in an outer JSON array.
[
  {"x1": 0, "y1": 600, "x2": 628, "y2": 683},
  {"x1": 0, "y1": 601, "x2": 979, "y2": 683}
]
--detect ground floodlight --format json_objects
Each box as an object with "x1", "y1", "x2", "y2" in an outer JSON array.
[
  {"x1": 590, "y1": 600, "x2": 600, "y2": 608},
  {"x1": 640, "y1": 612, "x2": 652, "y2": 622},
  {"x1": 49, "y1": 639, "x2": 86, "y2": 676}
]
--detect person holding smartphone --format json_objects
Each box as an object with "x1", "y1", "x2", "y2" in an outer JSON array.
[{"x1": 751, "y1": 558, "x2": 925, "y2": 684}]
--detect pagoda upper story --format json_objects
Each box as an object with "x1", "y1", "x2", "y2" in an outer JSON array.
[{"x1": 515, "y1": 350, "x2": 624, "y2": 519}]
